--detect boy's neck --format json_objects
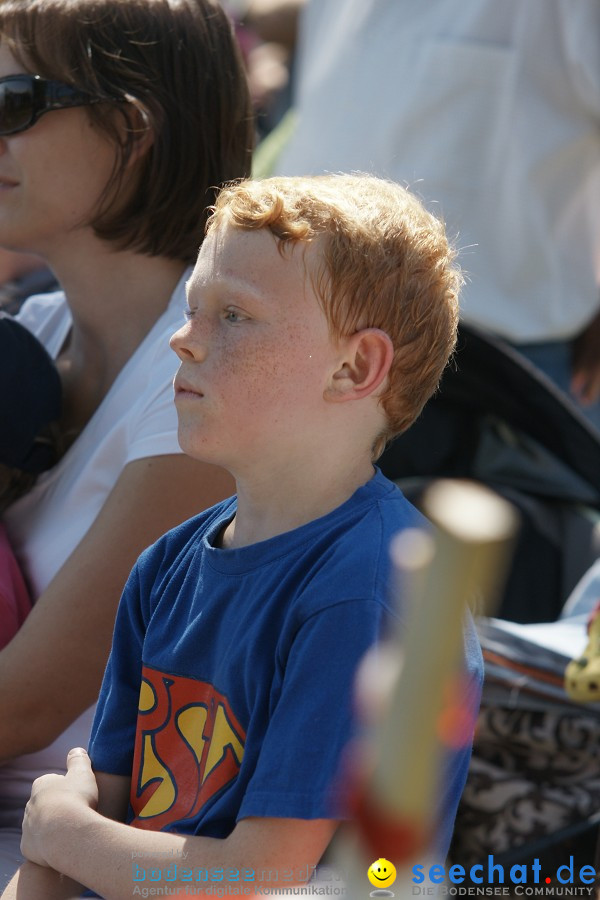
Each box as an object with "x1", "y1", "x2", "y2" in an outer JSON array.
[{"x1": 221, "y1": 455, "x2": 376, "y2": 549}]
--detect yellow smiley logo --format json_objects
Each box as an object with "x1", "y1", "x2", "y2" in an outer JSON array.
[{"x1": 367, "y1": 858, "x2": 397, "y2": 889}]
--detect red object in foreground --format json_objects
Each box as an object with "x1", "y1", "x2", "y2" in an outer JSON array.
[{"x1": 350, "y1": 787, "x2": 430, "y2": 865}]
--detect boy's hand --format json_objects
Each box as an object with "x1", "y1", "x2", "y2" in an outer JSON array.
[{"x1": 21, "y1": 748, "x2": 98, "y2": 867}]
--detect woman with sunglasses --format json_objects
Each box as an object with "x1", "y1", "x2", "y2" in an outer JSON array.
[{"x1": 0, "y1": 0, "x2": 252, "y2": 887}]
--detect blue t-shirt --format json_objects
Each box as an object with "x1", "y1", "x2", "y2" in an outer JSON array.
[{"x1": 89, "y1": 469, "x2": 482, "y2": 854}]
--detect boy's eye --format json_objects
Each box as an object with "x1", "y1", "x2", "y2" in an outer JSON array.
[
  {"x1": 224, "y1": 309, "x2": 247, "y2": 323},
  {"x1": 184, "y1": 306, "x2": 195, "y2": 320}
]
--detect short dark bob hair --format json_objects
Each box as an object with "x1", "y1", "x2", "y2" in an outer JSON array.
[{"x1": 0, "y1": 0, "x2": 254, "y2": 262}]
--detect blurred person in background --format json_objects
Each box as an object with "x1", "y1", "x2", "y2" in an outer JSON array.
[
  {"x1": 274, "y1": 0, "x2": 600, "y2": 428},
  {"x1": 223, "y1": 0, "x2": 300, "y2": 138},
  {"x1": 0, "y1": 248, "x2": 56, "y2": 315}
]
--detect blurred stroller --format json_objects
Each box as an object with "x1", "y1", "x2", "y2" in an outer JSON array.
[
  {"x1": 379, "y1": 321, "x2": 600, "y2": 625},
  {"x1": 379, "y1": 323, "x2": 600, "y2": 870}
]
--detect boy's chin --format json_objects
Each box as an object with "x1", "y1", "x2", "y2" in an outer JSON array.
[{"x1": 177, "y1": 432, "x2": 227, "y2": 468}]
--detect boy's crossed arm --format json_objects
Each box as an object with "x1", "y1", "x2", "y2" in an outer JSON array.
[{"x1": 3, "y1": 748, "x2": 336, "y2": 900}]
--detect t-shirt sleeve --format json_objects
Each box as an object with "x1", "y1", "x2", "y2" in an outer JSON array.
[
  {"x1": 238, "y1": 598, "x2": 483, "y2": 855},
  {"x1": 88, "y1": 564, "x2": 147, "y2": 776},
  {"x1": 238, "y1": 598, "x2": 386, "y2": 822}
]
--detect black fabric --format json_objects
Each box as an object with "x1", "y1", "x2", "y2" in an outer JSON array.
[{"x1": 0, "y1": 314, "x2": 62, "y2": 472}]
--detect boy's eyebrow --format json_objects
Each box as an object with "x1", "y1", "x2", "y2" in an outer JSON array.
[{"x1": 186, "y1": 274, "x2": 270, "y2": 307}]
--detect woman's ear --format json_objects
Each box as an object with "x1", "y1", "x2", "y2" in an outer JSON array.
[
  {"x1": 325, "y1": 328, "x2": 394, "y2": 403},
  {"x1": 120, "y1": 100, "x2": 154, "y2": 164}
]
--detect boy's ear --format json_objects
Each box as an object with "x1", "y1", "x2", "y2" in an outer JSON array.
[{"x1": 325, "y1": 328, "x2": 394, "y2": 403}]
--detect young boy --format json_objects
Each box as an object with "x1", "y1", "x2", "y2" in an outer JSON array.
[{"x1": 5, "y1": 175, "x2": 482, "y2": 899}]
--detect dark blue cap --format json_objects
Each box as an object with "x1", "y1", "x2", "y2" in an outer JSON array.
[{"x1": 0, "y1": 314, "x2": 62, "y2": 473}]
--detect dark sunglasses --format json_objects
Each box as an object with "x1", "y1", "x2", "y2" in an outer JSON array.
[{"x1": 0, "y1": 74, "x2": 116, "y2": 136}]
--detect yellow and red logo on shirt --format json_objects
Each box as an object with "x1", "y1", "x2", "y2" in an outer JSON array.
[{"x1": 129, "y1": 665, "x2": 246, "y2": 830}]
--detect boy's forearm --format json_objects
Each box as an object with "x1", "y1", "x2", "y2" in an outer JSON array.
[
  {"x1": 2, "y1": 861, "x2": 83, "y2": 900},
  {"x1": 41, "y1": 805, "x2": 336, "y2": 900},
  {"x1": 23, "y1": 752, "x2": 336, "y2": 898},
  {"x1": 42, "y1": 804, "x2": 190, "y2": 898}
]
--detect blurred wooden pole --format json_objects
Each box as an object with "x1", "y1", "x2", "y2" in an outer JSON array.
[{"x1": 340, "y1": 480, "x2": 518, "y2": 898}]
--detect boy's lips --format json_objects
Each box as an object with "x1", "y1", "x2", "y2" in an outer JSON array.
[{"x1": 174, "y1": 377, "x2": 204, "y2": 398}]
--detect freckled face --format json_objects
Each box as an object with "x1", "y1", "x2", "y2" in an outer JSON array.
[{"x1": 170, "y1": 223, "x2": 340, "y2": 471}]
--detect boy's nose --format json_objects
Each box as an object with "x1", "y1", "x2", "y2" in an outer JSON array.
[{"x1": 169, "y1": 323, "x2": 207, "y2": 362}]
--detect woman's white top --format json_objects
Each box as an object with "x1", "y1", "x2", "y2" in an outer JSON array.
[{"x1": 1, "y1": 269, "x2": 190, "y2": 802}]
